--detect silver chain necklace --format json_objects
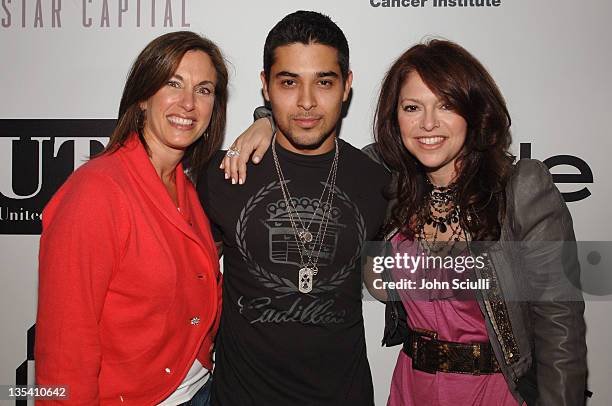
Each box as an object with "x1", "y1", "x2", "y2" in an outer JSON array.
[{"x1": 271, "y1": 134, "x2": 340, "y2": 293}]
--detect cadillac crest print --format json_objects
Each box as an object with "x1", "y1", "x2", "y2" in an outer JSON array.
[{"x1": 235, "y1": 180, "x2": 366, "y2": 325}]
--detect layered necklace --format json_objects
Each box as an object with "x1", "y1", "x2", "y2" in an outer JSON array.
[
  {"x1": 271, "y1": 134, "x2": 340, "y2": 294},
  {"x1": 416, "y1": 180, "x2": 466, "y2": 255}
]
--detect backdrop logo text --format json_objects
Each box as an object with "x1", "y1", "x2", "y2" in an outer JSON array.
[{"x1": 0, "y1": 119, "x2": 114, "y2": 234}]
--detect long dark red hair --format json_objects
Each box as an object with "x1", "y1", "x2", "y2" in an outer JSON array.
[{"x1": 375, "y1": 39, "x2": 514, "y2": 241}]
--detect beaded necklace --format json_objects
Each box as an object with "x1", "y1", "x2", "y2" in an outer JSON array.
[{"x1": 416, "y1": 180, "x2": 467, "y2": 255}]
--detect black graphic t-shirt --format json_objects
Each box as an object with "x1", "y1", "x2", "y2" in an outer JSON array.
[{"x1": 198, "y1": 139, "x2": 390, "y2": 406}]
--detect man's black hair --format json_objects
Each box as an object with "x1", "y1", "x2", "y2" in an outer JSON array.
[{"x1": 263, "y1": 10, "x2": 350, "y2": 82}]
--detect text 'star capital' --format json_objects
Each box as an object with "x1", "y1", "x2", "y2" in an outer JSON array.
[{"x1": 1, "y1": 0, "x2": 192, "y2": 29}]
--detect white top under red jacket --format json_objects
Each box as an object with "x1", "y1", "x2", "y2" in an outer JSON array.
[{"x1": 35, "y1": 135, "x2": 222, "y2": 405}]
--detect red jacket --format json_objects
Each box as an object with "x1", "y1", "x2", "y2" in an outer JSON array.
[{"x1": 35, "y1": 135, "x2": 222, "y2": 405}]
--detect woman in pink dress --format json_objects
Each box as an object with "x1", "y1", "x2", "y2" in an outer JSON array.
[{"x1": 373, "y1": 40, "x2": 586, "y2": 406}]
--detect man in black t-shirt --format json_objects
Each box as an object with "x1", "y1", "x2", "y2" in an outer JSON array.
[{"x1": 198, "y1": 11, "x2": 390, "y2": 405}]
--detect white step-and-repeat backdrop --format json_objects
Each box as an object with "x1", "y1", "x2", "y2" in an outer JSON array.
[{"x1": 1, "y1": 0, "x2": 610, "y2": 404}]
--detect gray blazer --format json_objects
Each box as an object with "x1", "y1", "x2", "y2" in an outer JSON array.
[{"x1": 363, "y1": 144, "x2": 588, "y2": 406}]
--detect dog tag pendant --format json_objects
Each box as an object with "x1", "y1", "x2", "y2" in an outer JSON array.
[{"x1": 298, "y1": 267, "x2": 314, "y2": 293}]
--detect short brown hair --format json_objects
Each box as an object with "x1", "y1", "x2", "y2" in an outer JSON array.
[{"x1": 103, "y1": 31, "x2": 228, "y2": 176}]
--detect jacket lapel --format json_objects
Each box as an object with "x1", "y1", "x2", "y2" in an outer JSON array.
[{"x1": 117, "y1": 135, "x2": 207, "y2": 250}]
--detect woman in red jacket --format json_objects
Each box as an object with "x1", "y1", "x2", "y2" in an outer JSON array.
[{"x1": 35, "y1": 31, "x2": 227, "y2": 405}]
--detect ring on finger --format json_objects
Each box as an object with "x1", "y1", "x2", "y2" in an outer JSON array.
[{"x1": 226, "y1": 147, "x2": 240, "y2": 158}]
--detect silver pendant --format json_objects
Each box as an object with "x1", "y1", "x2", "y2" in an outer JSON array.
[
  {"x1": 298, "y1": 267, "x2": 314, "y2": 293},
  {"x1": 298, "y1": 229, "x2": 313, "y2": 243}
]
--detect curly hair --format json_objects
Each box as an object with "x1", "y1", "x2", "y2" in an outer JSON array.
[{"x1": 375, "y1": 39, "x2": 515, "y2": 241}]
